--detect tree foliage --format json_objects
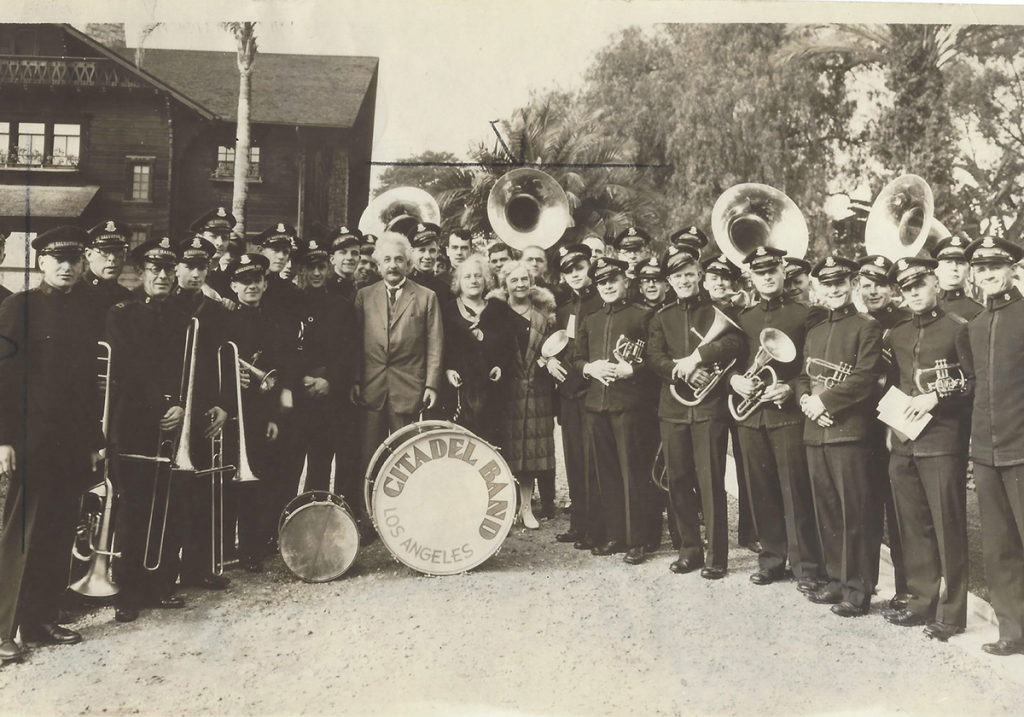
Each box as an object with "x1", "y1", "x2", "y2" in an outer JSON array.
[{"x1": 374, "y1": 151, "x2": 464, "y2": 197}]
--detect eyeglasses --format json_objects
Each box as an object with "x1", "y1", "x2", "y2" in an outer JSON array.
[
  {"x1": 144, "y1": 264, "x2": 174, "y2": 277},
  {"x1": 639, "y1": 278, "x2": 662, "y2": 285},
  {"x1": 93, "y1": 248, "x2": 127, "y2": 260}
]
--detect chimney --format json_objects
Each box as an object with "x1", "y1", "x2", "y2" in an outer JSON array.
[{"x1": 84, "y1": 23, "x2": 126, "y2": 49}]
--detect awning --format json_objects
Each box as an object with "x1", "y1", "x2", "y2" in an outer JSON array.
[{"x1": 0, "y1": 185, "x2": 101, "y2": 218}]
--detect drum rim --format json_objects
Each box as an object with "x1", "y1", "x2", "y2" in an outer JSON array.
[
  {"x1": 279, "y1": 492, "x2": 360, "y2": 583},
  {"x1": 362, "y1": 420, "x2": 471, "y2": 513},
  {"x1": 369, "y1": 426, "x2": 516, "y2": 576}
]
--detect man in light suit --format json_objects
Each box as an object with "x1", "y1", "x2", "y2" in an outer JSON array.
[{"x1": 352, "y1": 232, "x2": 444, "y2": 478}]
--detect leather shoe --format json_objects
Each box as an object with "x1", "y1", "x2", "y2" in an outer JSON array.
[
  {"x1": 796, "y1": 578, "x2": 824, "y2": 595},
  {"x1": 885, "y1": 608, "x2": 927, "y2": 627},
  {"x1": 556, "y1": 530, "x2": 582, "y2": 544},
  {"x1": 591, "y1": 540, "x2": 627, "y2": 556},
  {"x1": 181, "y1": 574, "x2": 231, "y2": 590},
  {"x1": 749, "y1": 567, "x2": 785, "y2": 585},
  {"x1": 669, "y1": 557, "x2": 704, "y2": 574},
  {"x1": 924, "y1": 622, "x2": 964, "y2": 642},
  {"x1": 623, "y1": 547, "x2": 645, "y2": 565},
  {"x1": 807, "y1": 588, "x2": 842, "y2": 605},
  {"x1": 150, "y1": 595, "x2": 186, "y2": 610},
  {"x1": 831, "y1": 600, "x2": 868, "y2": 617},
  {"x1": 982, "y1": 640, "x2": 1024, "y2": 656},
  {"x1": 573, "y1": 538, "x2": 594, "y2": 550},
  {"x1": 740, "y1": 540, "x2": 763, "y2": 554},
  {"x1": 21, "y1": 623, "x2": 81, "y2": 646},
  {"x1": 888, "y1": 592, "x2": 913, "y2": 611},
  {"x1": 114, "y1": 607, "x2": 139, "y2": 623},
  {"x1": 700, "y1": 567, "x2": 726, "y2": 580},
  {"x1": 0, "y1": 639, "x2": 25, "y2": 661}
]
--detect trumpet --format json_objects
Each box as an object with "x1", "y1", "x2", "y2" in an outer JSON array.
[
  {"x1": 728, "y1": 328, "x2": 798, "y2": 421},
  {"x1": 806, "y1": 357, "x2": 852, "y2": 390},
  {"x1": 915, "y1": 359, "x2": 967, "y2": 398},
  {"x1": 70, "y1": 341, "x2": 120, "y2": 597},
  {"x1": 210, "y1": 342, "x2": 261, "y2": 576},
  {"x1": 239, "y1": 351, "x2": 277, "y2": 393},
  {"x1": 670, "y1": 306, "x2": 740, "y2": 406}
]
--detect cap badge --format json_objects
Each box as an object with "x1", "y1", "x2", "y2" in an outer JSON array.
[
  {"x1": 241, "y1": 255, "x2": 252, "y2": 265},
  {"x1": 689, "y1": 226, "x2": 697, "y2": 233},
  {"x1": 340, "y1": 227, "x2": 349, "y2": 234},
  {"x1": 159, "y1": 237, "x2": 171, "y2": 249},
  {"x1": 217, "y1": 207, "x2": 227, "y2": 217},
  {"x1": 952, "y1": 237, "x2": 962, "y2": 246},
  {"x1": 898, "y1": 259, "x2": 908, "y2": 271},
  {"x1": 276, "y1": 223, "x2": 285, "y2": 233},
  {"x1": 309, "y1": 240, "x2": 319, "y2": 250},
  {"x1": 417, "y1": 224, "x2": 426, "y2": 233},
  {"x1": 648, "y1": 258, "x2": 658, "y2": 267},
  {"x1": 627, "y1": 227, "x2": 637, "y2": 237},
  {"x1": 756, "y1": 247, "x2": 766, "y2": 256},
  {"x1": 105, "y1": 221, "x2": 116, "y2": 233},
  {"x1": 192, "y1": 238, "x2": 203, "y2": 249},
  {"x1": 825, "y1": 257, "x2": 836, "y2": 267},
  {"x1": 668, "y1": 246, "x2": 678, "y2": 255},
  {"x1": 983, "y1": 237, "x2": 995, "y2": 248},
  {"x1": 597, "y1": 258, "x2": 607, "y2": 267},
  {"x1": 875, "y1": 256, "x2": 886, "y2": 267},
  {"x1": 559, "y1": 246, "x2": 567, "y2": 257}
]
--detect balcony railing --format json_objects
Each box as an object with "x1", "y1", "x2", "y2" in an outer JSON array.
[{"x1": 0, "y1": 56, "x2": 148, "y2": 89}]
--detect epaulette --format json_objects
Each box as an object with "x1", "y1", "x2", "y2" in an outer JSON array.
[
  {"x1": 948, "y1": 312, "x2": 968, "y2": 325},
  {"x1": 655, "y1": 300, "x2": 677, "y2": 315}
]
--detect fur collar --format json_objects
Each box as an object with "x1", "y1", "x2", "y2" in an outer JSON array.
[{"x1": 487, "y1": 285, "x2": 557, "y2": 321}]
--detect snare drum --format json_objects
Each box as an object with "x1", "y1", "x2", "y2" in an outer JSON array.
[
  {"x1": 366, "y1": 423, "x2": 516, "y2": 576},
  {"x1": 278, "y1": 491, "x2": 360, "y2": 582}
]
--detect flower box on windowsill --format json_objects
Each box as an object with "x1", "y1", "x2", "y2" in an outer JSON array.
[
  {"x1": 209, "y1": 163, "x2": 262, "y2": 184},
  {"x1": 0, "y1": 153, "x2": 80, "y2": 173},
  {"x1": 0, "y1": 163, "x2": 80, "y2": 173}
]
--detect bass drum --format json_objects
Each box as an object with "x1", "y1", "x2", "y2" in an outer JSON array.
[
  {"x1": 278, "y1": 491, "x2": 360, "y2": 583},
  {"x1": 362, "y1": 420, "x2": 471, "y2": 514},
  {"x1": 366, "y1": 423, "x2": 517, "y2": 576}
]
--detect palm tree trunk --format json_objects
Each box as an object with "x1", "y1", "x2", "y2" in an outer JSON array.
[{"x1": 231, "y1": 23, "x2": 257, "y2": 239}]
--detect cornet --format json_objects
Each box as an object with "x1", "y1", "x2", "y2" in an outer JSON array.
[
  {"x1": 806, "y1": 357, "x2": 852, "y2": 390},
  {"x1": 728, "y1": 328, "x2": 798, "y2": 421},
  {"x1": 671, "y1": 306, "x2": 740, "y2": 407},
  {"x1": 915, "y1": 359, "x2": 967, "y2": 398},
  {"x1": 613, "y1": 335, "x2": 645, "y2": 365}
]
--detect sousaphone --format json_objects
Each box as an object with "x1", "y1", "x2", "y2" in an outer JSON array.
[
  {"x1": 487, "y1": 168, "x2": 571, "y2": 251},
  {"x1": 359, "y1": 187, "x2": 441, "y2": 239},
  {"x1": 864, "y1": 174, "x2": 934, "y2": 261},
  {"x1": 711, "y1": 183, "x2": 809, "y2": 267}
]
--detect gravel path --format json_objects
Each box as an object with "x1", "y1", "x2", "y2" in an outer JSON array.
[{"x1": 1, "y1": 499, "x2": 1021, "y2": 717}]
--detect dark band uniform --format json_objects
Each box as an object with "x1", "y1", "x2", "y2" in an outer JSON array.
[
  {"x1": 858, "y1": 254, "x2": 911, "y2": 603},
  {"x1": 291, "y1": 239, "x2": 358, "y2": 498},
  {"x1": 408, "y1": 222, "x2": 453, "y2": 305},
  {"x1": 0, "y1": 228, "x2": 102, "y2": 651},
  {"x1": 191, "y1": 207, "x2": 236, "y2": 301},
  {"x1": 257, "y1": 223, "x2": 306, "y2": 327},
  {"x1": 704, "y1": 254, "x2": 757, "y2": 549},
  {"x1": 552, "y1": 244, "x2": 603, "y2": 544},
  {"x1": 965, "y1": 237, "x2": 1024, "y2": 654},
  {"x1": 885, "y1": 257, "x2": 973, "y2": 636},
  {"x1": 326, "y1": 226, "x2": 361, "y2": 302},
  {"x1": 572, "y1": 258, "x2": 659, "y2": 557},
  {"x1": 223, "y1": 254, "x2": 294, "y2": 569},
  {"x1": 648, "y1": 245, "x2": 743, "y2": 575},
  {"x1": 796, "y1": 257, "x2": 884, "y2": 615},
  {"x1": 613, "y1": 227, "x2": 651, "y2": 305},
  {"x1": 733, "y1": 247, "x2": 823, "y2": 584},
  {"x1": 934, "y1": 236, "x2": 984, "y2": 321},
  {"x1": 106, "y1": 237, "x2": 219, "y2": 611},
  {"x1": 83, "y1": 220, "x2": 133, "y2": 315}
]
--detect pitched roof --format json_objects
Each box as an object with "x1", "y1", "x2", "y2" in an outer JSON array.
[{"x1": 120, "y1": 48, "x2": 378, "y2": 129}]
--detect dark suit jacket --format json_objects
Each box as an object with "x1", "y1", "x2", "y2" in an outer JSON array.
[{"x1": 354, "y1": 278, "x2": 443, "y2": 414}]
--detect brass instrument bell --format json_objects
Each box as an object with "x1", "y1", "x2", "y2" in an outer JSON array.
[
  {"x1": 487, "y1": 168, "x2": 571, "y2": 252},
  {"x1": 711, "y1": 183, "x2": 809, "y2": 268}
]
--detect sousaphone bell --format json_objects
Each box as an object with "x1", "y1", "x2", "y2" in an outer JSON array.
[
  {"x1": 487, "y1": 168, "x2": 571, "y2": 252},
  {"x1": 711, "y1": 183, "x2": 809, "y2": 268},
  {"x1": 358, "y1": 186, "x2": 441, "y2": 239},
  {"x1": 864, "y1": 174, "x2": 934, "y2": 261}
]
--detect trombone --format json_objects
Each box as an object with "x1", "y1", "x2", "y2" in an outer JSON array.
[
  {"x1": 806, "y1": 357, "x2": 852, "y2": 390},
  {"x1": 670, "y1": 306, "x2": 741, "y2": 406},
  {"x1": 70, "y1": 341, "x2": 120, "y2": 597},
  {"x1": 728, "y1": 328, "x2": 798, "y2": 421},
  {"x1": 210, "y1": 341, "x2": 260, "y2": 576}
]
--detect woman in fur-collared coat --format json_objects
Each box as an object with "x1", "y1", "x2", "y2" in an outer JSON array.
[{"x1": 490, "y1": 260, "x2": 558, "y2": 529}]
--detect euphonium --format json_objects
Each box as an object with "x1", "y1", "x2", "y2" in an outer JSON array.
[
  {"x1": 670, "y1": 306, "x2": 741, "y2": 406},
  {"x1": 70, "y1": 341, "x2": 120, "y2": 597},
  {"x1": 806, "y1": 357, "x2": 853, "y2": 390},
  {"x1": 915, "y1": 359, "x2": 967, "y2": 398},
  {"x1": 728, "y1": 328, "x2": 798, "y2": 421}
]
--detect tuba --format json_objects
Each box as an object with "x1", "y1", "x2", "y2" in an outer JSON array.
[
  {"x1": 70, "y1": 341, "x2": 120, "y2": 597},
  {"x1": 487, "y1": 168, "x2": 571, "y2": 251},
  {"x1": 806, "y1": 357, "x2": 852, "y2": 390},
  {"x1": 728, "y1": 328, "x2": 798, "y2": 421},
  {"x1": 671, "y1": 306, "x2": 742, "y2": 406},
  {"x1": 864, "y1": 174, "x2": 934, "y2": 261},
  {"x1": 209, "y1": 342, "x2": 261, "y2": 576},
  {"x1": 915, "y1": 359, "x2": 967, "y2": 398},
  {"x1": 711, "y1": 183, "x2": 809, "y2": 268},
  {"x1": 358, "y1": 186, "x2": 441, "y2": 239}
]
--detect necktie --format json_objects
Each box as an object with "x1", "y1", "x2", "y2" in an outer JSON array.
[{"x1": 387, "y1": 286, "x2": 398, "y2": 321}]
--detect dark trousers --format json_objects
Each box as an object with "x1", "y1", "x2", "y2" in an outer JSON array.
[
  {"x1": 180, "y1": 434, "x2": 217, "y2": 582},
  {"x1": 807, "y1": 442, "x2": 874, "y2": 610},
  {"x1": 114, "y1": 459, "x2": 185, "y2": 609},
  {"x1": 237, "y1": 417, "x2": 280, "y2": 563},
  {"x1": 0, "y1": 447, "x2": 87, "y2": 638},
  {"x1": 560, "y1": 398, "x2": 588, "y2": 526},
  {"x1": 588, "y1": 409, "x2": 659, "y2": 547},
  {"x1": 289, "y1": 397, "x2": 338, "y2": 494},
  {"x1": 582, "y1": 410, "x2": 605, "y2": 544},
  {"x1": 867, "y1": 433, "x2": 907, "y2": 595},
  {"x1": 360, "y1": 402, "x2": 417, "y2": 516},
  {"x1": 333, "y1": 401, "x2": 362, "y2": 505},
  {"x1": 737, "y1": 423, "x2": 823, "y2": 579},
  {"x1": 973, "y1": 462, "x2": 1024, "y2": 642},
  {"x1": 661, "y1": 419, "x2": 729, "y2": 568},
  {"x1": 730, "y1": 425, "x2": 757, "y2": 545},
  {"x1": 889, "y1": 453, "x2": 968, "y2": 627}
]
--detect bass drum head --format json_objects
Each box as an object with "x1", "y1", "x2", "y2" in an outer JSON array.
[
  {"x1": 371, "y1": 427, "x2": 516, "y2": 576},
  {"x1": 279, "y1": 491, "x2": 359, "y2": 583},
  {"x1": 363, "y1": 420, "x2": 471, "y2": 513}
]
